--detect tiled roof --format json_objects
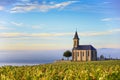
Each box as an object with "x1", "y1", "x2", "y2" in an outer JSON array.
[{"x1": 73, "y1": 45, "x2": 96, "y2": 50}]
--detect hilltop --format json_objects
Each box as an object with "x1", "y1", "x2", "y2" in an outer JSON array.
[{"x1": 0, "y1": 60, "x2": 120, "y2": 80}]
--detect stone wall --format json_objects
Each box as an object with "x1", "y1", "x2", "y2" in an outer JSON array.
[{"x1": 72, "y1": 50, "x2": 97, "y2": 61}]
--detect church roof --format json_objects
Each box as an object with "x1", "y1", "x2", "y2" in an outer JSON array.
[
  {"x1": 73, "y1": 31, "x2": 79, "y2": 39},
  {"x1": 73, "y1": 45, "x2": 96, "y2": 50}
]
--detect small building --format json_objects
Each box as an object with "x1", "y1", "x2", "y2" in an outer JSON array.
[{"x1": 72, "y1": 31, "x2": 97, "y2": 61}]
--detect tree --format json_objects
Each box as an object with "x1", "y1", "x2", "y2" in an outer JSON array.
[
  {"x1": 63, "y1": 50, "x2": 72, "y2": 60},
  {"x1": 100, "y1": 55, "x2": 104, "y2": 60}
]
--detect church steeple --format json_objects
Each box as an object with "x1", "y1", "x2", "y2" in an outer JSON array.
[
  {"x1": 73, "y1": 31, "x2": 79, "y2": 48},
  {"x1": 74, "y1": 31, "x2": 79, "y2": 39}
]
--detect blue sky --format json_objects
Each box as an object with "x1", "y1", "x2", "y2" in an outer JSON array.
[{"x1": 0, "y1": 0, "x2": 120, "y2": 50}]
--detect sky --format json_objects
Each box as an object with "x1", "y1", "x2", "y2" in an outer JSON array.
[{"x1": 0, "y1": 0, "x2": 120, "y2": 50}]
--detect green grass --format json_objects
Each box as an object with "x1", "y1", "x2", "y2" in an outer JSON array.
[{"x1": 0, "y1": 60, "x2": 120, "y2": 80}]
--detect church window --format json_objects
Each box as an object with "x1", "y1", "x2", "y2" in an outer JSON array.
[
  {"x1": 75, "y1": 41, "x2": 76, "y2": 45},
  {"x1": 87, "y1": 51, "x2": 89, "y2": 56},
  {"x1": 75, "y1": 41, "x2": 77, "y2": 46},
  {"x1": 74, "y1": 41, "x2": 77, "y2": 46}
]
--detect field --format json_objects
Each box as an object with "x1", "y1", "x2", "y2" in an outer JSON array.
[{"x1": 0, "y1": 60, "x2": 120, "y2": 80}]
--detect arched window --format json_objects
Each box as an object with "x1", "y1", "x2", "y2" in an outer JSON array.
[
  {"x1": 74, "y1": 41, "x2": 77, "y2": 46},
  {"x1": 78, "y1": 52, "x2": 79, "y2": 56},
  {"x1": 83, "y1": 52, "x2": 84, "y2": 56}
]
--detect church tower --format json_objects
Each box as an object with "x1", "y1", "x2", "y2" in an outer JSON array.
[
  {"x1": 72, "y1": 30, "x2": 97, "y2": 61},
  {"x1": 73, "y1": 31, "x2": 79, "y2": 48}
]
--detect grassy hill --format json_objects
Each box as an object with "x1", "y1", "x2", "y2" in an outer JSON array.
[{"x1": 0, "y1": 60, "x2": 120, "y2": 80}]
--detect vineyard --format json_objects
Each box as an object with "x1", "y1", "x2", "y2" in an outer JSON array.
[{"x1": 0, "y1": 60, "x2": 120, "y2": 80}]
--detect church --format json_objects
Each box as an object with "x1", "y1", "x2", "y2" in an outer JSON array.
[{"x1": 72, "y1": 31, "x2": 97, "y2": 61}]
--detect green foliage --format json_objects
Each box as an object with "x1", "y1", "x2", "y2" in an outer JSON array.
[
  {"x1": 100, "y1": 55, "x2": 104, "y2": 60},
  {"x1": 63, "y1": 50, "x2": 72, "y2": 60},
  {"x1": 0, "y1": 60, "x2": 120, "y2": 80}
]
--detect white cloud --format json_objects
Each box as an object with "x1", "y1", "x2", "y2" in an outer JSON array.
[
  {"x1": 11, "y1": 22, "x2": 23, "y2": 26},
  {"x1": 109, "y1": 29, "x2": 120, "y2": 32},
  {"x1": 80, "y1": 28, "x2": 120, "y2": 36},
  {"x1": 50, "y1": 2, "x2": 55, "y2": 5},
  {"x1": 0, "y1": 33, "x2": 29, "y2": 38},
  {"x1": 0, "y1": 6, "x2": 4, "y2": 10},
  {"x1": 79, "y1": 32, "x2": 109, "y2": 36},
  {"x1": 101, "y1": 18, "x2": 112, "y2": 21},
  {"x1": 0, "y1": 28, "x2": 120, "y2": 38},
  {"x1": 0, "y1": 21, "x2": 6, "y2": 24},
  {"x1": 0, "y1": 26, "x2": 10, "y2": 30},
  {"x1": 10, "y1": 1, "x2": 77, "y2": 13},
  {"x1": 101, "y1": 18, "x2": 120, "y2": 21},
  {"x1": 39, "y1": 1, "x2": 78, "y2": 12},
  {"x1": 0, "y1": 32, "x2": 72, "y2": 38},
  {"x1": 103, "y1": 2, "x2": 112, "y2": 4}
]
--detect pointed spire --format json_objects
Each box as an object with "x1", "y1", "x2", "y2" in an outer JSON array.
[{"x1": 73, "y1": 31, "x2": 79, "y2": 39}]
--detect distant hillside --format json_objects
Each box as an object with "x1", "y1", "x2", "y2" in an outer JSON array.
[
  {"x1": 0, "y1": 48, "x2": 120, "y2": 65},
  {"x1": 97, "y1": 48, "x2": 120, "y2": 59}
]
